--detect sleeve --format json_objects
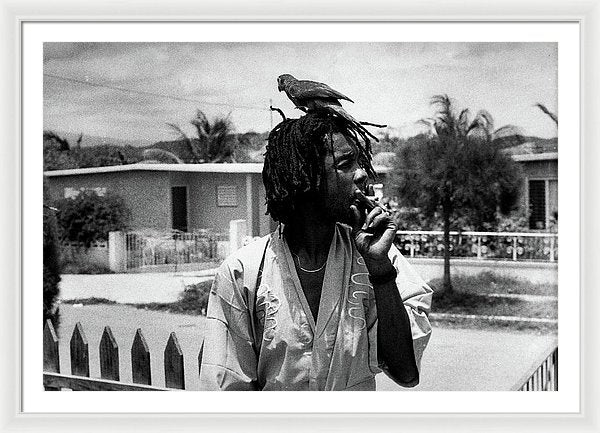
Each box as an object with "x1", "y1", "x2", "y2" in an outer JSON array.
[
  {"x1": 365, "y1": 245, "x2": 433, "y2": 380},
  {"x1": 389, "y1": 245, "x2": 433, "y2": 372},
  {"x1": 199, "y1": 258, "x2": 259, "y2": 391}
]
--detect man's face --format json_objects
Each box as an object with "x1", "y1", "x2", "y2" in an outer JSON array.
[{"x1": 319, "y1": 133, "x2": 369, "y2": 225}]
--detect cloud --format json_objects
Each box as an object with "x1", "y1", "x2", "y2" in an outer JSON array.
[{"x1": 43, "y1": 42, "x2": 558, "y2": 141}]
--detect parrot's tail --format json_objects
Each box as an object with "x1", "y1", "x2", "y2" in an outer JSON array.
[{"x1": 322, "y1": 104, "x2": 380, "y2": 143}]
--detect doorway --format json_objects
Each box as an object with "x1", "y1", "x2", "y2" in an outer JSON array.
[{"x1": 171, "y1": 186, "x2": 188, "y2": 232}]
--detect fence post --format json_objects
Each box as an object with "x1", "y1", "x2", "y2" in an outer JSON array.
[
  {"x1": 164, "y1": 332, "x2": 185, "y2": 389},
  {"x1": 43, "y1": 319, "x2": 60, "y2": 391},
  {"x1": 550, "y1": 236, "x2": 556, "y2": 262},
  {"x1": 410, "y1": 236, "x2": 415, "y2": 258},
  {"x1": 229, "y1": 219, "x2": 247, "y2": 255},
  {"x1": 477, "y1": 236, "x2": 482, "y2": 260},
  {"x1": 131, "y1": 329, "x2": 152, "y2": 386},
  {"x1": 109, "y1": 231, "x2": 127, "y2": 273},
  {"x1": 70, "y1": 322, "x2": 90, "y2": 377},
  {"x1": 99, "y1": 326, "x2": 120, "y2": 381},
  {"x1": 512, "y1": 237, "x2": 518, "y2": 261}
]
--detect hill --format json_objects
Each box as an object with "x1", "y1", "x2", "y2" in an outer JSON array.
[
  {"x1": 43, "y1": 130, "x2": 268, "y2": 170},
  {"x1": 145, "y1": 131, "x2": 267, "y2": 163},
  {"x1": 43, "y1": 129, "x2": 557, "y2": 171},
  {"x1": 55, "y1": 131, "x2": 153, "y2": 148}
]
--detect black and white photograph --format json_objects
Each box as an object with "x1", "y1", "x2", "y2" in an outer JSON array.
[
  {"x1": 0, "y1": 1, "x2": 595, "y2": 429},
  {"x1": 40, "y1": 38, "x2": 561, "y2": 394}
]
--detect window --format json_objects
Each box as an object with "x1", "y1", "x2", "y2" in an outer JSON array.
[{"x1": 216, "y1": 185, "x2": 238, "y2": 207}]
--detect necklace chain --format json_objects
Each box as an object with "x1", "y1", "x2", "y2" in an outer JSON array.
[{"x1": 293, "y1": 253, "x2": 326, "y2": 273}]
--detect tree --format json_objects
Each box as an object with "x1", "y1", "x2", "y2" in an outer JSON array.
[
  {"x1": 167, "y1": 110, "x2": 236, "y2": 163},
  {"x1": 535, "y1": 103, "x2": 558, "y2": 126},
  {"x1": 391, "y1": 95, "x2": 523, "y2": 294},
  {"x1": 43, "y1": 180, "x2": 61, "y2": 328},
  {"x1": 43, "y1": 130, "x2": 143, "y2": 170},
  {"x1": 54, "y1": 191, "x2": 130, "y2": 248}
]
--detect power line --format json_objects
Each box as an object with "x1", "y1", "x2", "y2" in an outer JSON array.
[{"x1": 43, "y1": 73, "x2": 271, "y2": 112}]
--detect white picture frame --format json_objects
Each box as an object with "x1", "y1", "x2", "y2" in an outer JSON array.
[{"x1": 2, "y1": 0, "x2": 599, "y2": 431}]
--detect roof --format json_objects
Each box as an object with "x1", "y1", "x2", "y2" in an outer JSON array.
[
  {"x1": 502, "y1": 139, "x2": 558, "y2": 156},
  {"x1": 44, "y1": 163, "x2": 392, "y2": 177},
  {"x1": 511, "y1": 152, "x2": 558, "y2": 162}
]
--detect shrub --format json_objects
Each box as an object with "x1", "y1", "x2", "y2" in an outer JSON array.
[
  {"x1": 54, "y1": 190, "x2": 130, "y2": 248},
  {"x1": 178, "y1": 280, "x2": 213, "y2": 315}
]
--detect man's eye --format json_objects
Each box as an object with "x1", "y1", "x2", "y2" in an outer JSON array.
[
  {"x1": 335, "y1": 154, "x2": 357, "y2": 168},
  {"x1": 335, "y1": 159, "x2": 353, "y2": 169}
]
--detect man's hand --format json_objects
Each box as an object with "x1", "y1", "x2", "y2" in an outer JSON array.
[{"x1": 350, "y1": 203, "x2": 397, "y2": 277}]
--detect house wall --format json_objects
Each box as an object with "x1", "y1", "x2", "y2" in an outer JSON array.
[
  {"x1": 183, "y1": 172, "x2": 252, "y2": 235},
  {"x1": 253, "y1": 173, "x2": 272, "y2": 236},
  {"x1": 46, "y1": 169, "x2": 276, "y2": 237},
  {"x1": 46, "y1": 171, "x2": 172, "y2": 230}
]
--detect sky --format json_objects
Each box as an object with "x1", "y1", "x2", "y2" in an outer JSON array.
[{"x1": 43, "y1": 42, "x2": 558, "y2": 144}]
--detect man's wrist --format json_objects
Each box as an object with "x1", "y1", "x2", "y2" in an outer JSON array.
[
  {"x1": 367, "y1": 261, "x2": 397, "y2": 285},
  {"x1": 368, "y1": 267, "x2": 397, "y2": 285}
]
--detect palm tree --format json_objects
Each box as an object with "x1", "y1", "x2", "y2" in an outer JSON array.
[
  {"x1": 419, "y1": 95, "x2": 523, "y2": 293},
  {"x1": 167, "y1": 110, "x2": 236, "y2": 163},
  {"x1": 535, "y1": 103, "x2": 558, "y2": 126}
]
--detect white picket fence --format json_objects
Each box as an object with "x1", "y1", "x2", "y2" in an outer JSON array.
[{"x1": 395, "y1": 230, "x2": 558, "y2": 262}]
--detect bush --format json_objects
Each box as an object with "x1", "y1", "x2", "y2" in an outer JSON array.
[
  {"x1": 130, "y1": 279, "x2": 213, "y2": 315},
  {"x1": 178, "y1": 280, "x2": 213, "y2": 315},
  {"x1": 43, "y1": 182, "x2": 61, "y2": 328},
  {"x1": 54, "y1": 191, "x2": 130, "y2": 248}
]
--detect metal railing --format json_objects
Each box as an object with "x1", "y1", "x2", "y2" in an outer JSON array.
[
  {"x1": 395, "y1": 230, "x2": 558, "y2": 262},
  {"x1": 512, "y1": 343, "x2": 558, "y2": 391},
  {"x1": 125, "y1": 229, "x2": 227, "y2": 270}
]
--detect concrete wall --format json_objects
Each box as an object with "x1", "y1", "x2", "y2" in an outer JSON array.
[
  {"x1": 521, "y1": 159, "x2": 558, "y2": 179},
  {"x1": 184, "y1": 172, "x2": 272, "y2": 237},
  {"x1": 61, "y1": 243, "x2": 110, "y2": 269},
  {"x1": 254, "y1": 173, "x2": 272, "y2": 236},
  {"x1": 46, "y1": 171, "x2": 172, "y2": 230},
  {"x1": 407, "y1": 257, "x2": 558, "y2": 285},
  {"x1": 185, "y1": 172, "x2": 249, "y2": 234}
]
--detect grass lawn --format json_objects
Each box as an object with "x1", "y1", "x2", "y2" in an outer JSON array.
[
  {"x1": 428, "y1": 271, "x2": 557, "y2": 297},
  {"x1": 430, "y1": 290, "x2": 557, "y2": 319},
  {"x1": 427, "y1": 271, "x2": 557, "y2": 332}
]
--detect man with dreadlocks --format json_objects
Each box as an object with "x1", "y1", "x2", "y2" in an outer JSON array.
[{"x1": 199, "y1": 112, "x2": 432, "y2": 391}]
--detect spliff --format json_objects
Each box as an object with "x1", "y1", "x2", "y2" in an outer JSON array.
[{"x1": 353, "y1": 188, "x2": 388, "y2": 213}]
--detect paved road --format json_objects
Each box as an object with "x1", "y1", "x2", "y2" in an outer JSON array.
[{"x1": 54, "y1": 304, "x2": 556, "y2": 391}]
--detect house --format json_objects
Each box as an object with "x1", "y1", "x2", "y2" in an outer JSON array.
[
  {"x1": 512, "y1": 152, "x2": 558, "y2": 230},
  {"x1": 44, "y1": 150, "x2": 558, "y2": 235},
  {"x1": 44, "y1": 163, "x2": 392, "y2": 237}
]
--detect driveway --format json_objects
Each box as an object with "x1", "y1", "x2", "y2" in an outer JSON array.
[
  {"x1": 54, "y1": 304, "x2": 557, "y2": 391},
  {"x1": 59, "y1": 270, "x2": 216, "y2": 304}
]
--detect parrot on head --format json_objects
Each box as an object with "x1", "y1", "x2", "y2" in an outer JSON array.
[{"x1": 277, "y1": 74, "x2": 379, "y2": 142}]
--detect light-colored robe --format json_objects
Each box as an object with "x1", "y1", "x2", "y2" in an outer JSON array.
[{"x1": 199, "y1": 223, "x2": 433, "y2": 391}]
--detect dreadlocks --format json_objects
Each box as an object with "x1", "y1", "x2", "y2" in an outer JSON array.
[{"x1": 263, "y1": 112, "x2": 377, "y2": 225}]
